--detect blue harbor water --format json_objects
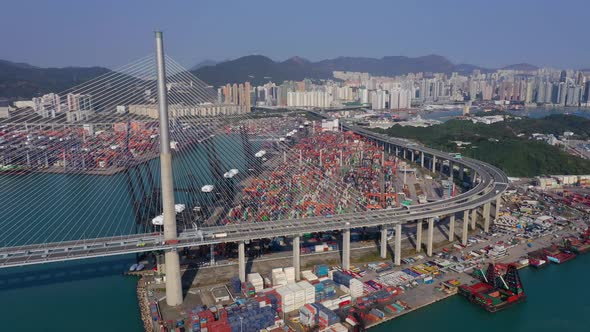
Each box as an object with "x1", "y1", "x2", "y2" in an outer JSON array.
[
  {"x1": 0, "y1": 133, "x2": 260, "y2": 332},
  {"x1": 373, "y1": 253, "x2": 590, "y2": 332},
  {"x1": 0, "y1": 256, "x2": 143, "y2": 332},
  {"x1": 2, "y1": 242, "x2": 590, "y2": 331}
]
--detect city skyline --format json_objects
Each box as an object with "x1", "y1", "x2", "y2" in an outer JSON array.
[{"x1": 2, "y1": 0, "x2": 590, "y2": 69}]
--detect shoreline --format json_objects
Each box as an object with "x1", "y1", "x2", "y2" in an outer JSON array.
[
  {"x1": 365, "y1": 290, "x2": 456, "y2": 329},
  {"x1": 136, "y1": 276, "x2": 154, "y2": 332}
]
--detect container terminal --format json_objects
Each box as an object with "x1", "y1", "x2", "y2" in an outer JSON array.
[
  {"x1": 3, "y1": 111, "x2": 589, "y2": 331},
  {"x1": 136, "y1": 218, "x2": 590, "y2": 332},
  {"x1": 122, "y1": 117, "x2": 590, "y2": 331}
]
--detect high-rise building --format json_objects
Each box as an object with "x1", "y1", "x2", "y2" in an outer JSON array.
[
  {"x1": 32, "y1": 93, "x2": 61, "y2": 118},
  {"x1": 584, "y1": 81, "x2": 590, "y2": 102},
  {"x1": 66, "y1": 93, "x2": 93, "y2": 112}
]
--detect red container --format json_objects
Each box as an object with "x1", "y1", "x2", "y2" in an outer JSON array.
[
  {"x1": 207, "y1": 320, "x2": 231, "y2": 332},
  {"x1": 339, "y1": 300, "x2": 351, "y2": 307}
]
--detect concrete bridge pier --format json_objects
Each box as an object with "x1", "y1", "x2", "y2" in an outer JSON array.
[
  {"x1": 403, "y1": 148, "x2": 407, "y2": 160},
  {"x1": 459, "y1": 166, "x2": 464, "y2": 182},
  {"x1": 394, "y1": 224, "x2": 402, "y2": 266},
  {"x1": 210, "y1": 245, "x2": 215, "y2": 265},
  {"x1": 420, "y1": 152, "x2": 425, "y2": 168},
  {"x1": 494, "y1": 196, "x2": 501, "y2": 221},
  {"x1": 342, "y1": 228, "x2": 350, "y2": 270},
  {"x1": 238, "y1": 241, "x2": 246, "y2": 282},
  {"x1": 410, "y1": 150, "x2": 414, "y2": 162},
  {"x1": 426, "y1": 218, "x2": 434, "y2": 256},
  {"x1": 431, "y1": 156, "x2": 437, "y2": 173},
  {"x1": 416, "y1": 220, "x2": 423, "y2": 252},
  {"x1": 380, "y1": 226, "x2": 387, "y2": 259},
  {"x1": 448, "y1": 214, "x2": 455, "y2": 241},
  {"x1": 471, "y1": 209, "x2": 477, "y2": 230},
  {"x1": 462, "y1": 210, "x2": 469, "y2": 246},
  {"x1": 483, "y1": 202, "x2": 491, "y2": 232},
  {"x1": 293, "y1": 236, "x2": 301, "y2": 281},
  {"x1": 449, "y1": 161, "x2": 454, "y2": 180}
]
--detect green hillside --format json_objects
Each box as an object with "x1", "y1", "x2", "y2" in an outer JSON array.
[{"x1": 372, "y1": 115, "x2": 590, "y2": 177}]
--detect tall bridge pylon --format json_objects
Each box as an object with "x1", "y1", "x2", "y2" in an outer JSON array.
[{"x1": 155, "y1": 31, "x2": 183, "y2": 307}]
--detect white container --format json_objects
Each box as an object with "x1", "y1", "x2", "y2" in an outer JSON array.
[
  {"x1": 301, "y1": 270, "x2": 318, "y2": 282},
  {"x1": 284, "y1": 267, "x2": 296, "y2": 282},
  {"x1": 297, "y1": 280, "x2": 316, "y2": 304}
]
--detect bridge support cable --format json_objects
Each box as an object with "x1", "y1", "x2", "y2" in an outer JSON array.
[
  {"x1": 0, "y1": 55, "x2": 170, "y2": 251},
  {"x1": 0, "y1": 34, "x2": 510, "y2": 273}
]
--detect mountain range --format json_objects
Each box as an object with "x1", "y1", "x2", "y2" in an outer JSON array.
[
  {"x1": 190, "y1": 55, "x2": 540, "y2": 87},
  {"x1": 0, "y1": 55, "x2": 540, "y2": 100},
  {"x1": 0, "y1": 59, "x2": 110, "y2": 100}
]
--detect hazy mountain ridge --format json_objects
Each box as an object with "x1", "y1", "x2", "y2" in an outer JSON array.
[
  {"x1": 0, "y1": 60, "x2": 110, "y2": 99},
  {"x1": 191, "y1": 55, "x2": 535, "y2": 87},
  {"x1": 0, "y1": 56, "x2": 542, "y2": 99}
]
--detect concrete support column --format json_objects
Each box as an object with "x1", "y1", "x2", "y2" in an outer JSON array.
[
  {"x1": 403, "y1": 149, "x2": 407, "y2": 160},
  {"x1": 395, "y1": 146, "x2": 399, "y2": 157},
  {"x1": 440, "y1": 159, "x2": 444, "y2": 173},
  {"x1": 210, "y1": 244, "x2": 215, "y2": 265},
  {"x1": 380, "y1": 226, "x2": 388, "y2": 259},
  {"x1": 449, "y1": 161, "x2": 454, "y2": 180},
  {"x1": 448, "y1": 215, "x2": 455, "y2": 241},
  {"x1": 427, "y1": 218, "x2": 434, "y2": 257},
  {"x1": 394, "y1": 224, "x2": 402, "y2": 266},
  {"x1": 459, "y1": 166, "x2": 464, "y2": 182},
  {"x1": 293, "y1": 236, "x2": 301, "y2": 281},
  {"x1": 421, "y1": 153, "x2": 425, "y2": 168},
  {"x1": 342, "y1": 229, "x2": 350, "y2": 270},
  {"x1": 494, "y1": 196, "x2": 501, "y2": 221},
  {"x1": 462, "y1": 210, "x2": 469, "y2": 246},
  {"x1": 431, "y1": 156, "x2": 436, "y2": 173},
  {"x1": 471, "y1": 209, "x2": 477, "y2": 230},
  {"x1": 483, "y1": 202, "x2": 491, "y2": 232},
  {"x1": 410, "y1": 150, "x2": 414, "y2": 162},
  {"x1": 416, "y1": 220, "x2": 423, "y2": 252},
  {"x1": 238, "y1": 241, "x2": 246, "y2": 282}
]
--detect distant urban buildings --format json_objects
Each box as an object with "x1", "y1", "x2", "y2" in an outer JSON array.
[
  {"x1": 238, "y1": 66, "x2": 590, "y2": 111},
  {"x1": 7, "y1": 65, "x2": 590, "y2": 120},
  {"x1": 218, "y1": 82, "x2": 251, "y2": 112}
]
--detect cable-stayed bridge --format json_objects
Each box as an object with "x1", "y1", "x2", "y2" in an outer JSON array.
[{"x1": 0, "y1": 32, "x2": 507, "y2": 306}]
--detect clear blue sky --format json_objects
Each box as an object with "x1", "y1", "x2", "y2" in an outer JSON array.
[{"x1": 2, "y1": 0, "x2": 589, "y2": 69}]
